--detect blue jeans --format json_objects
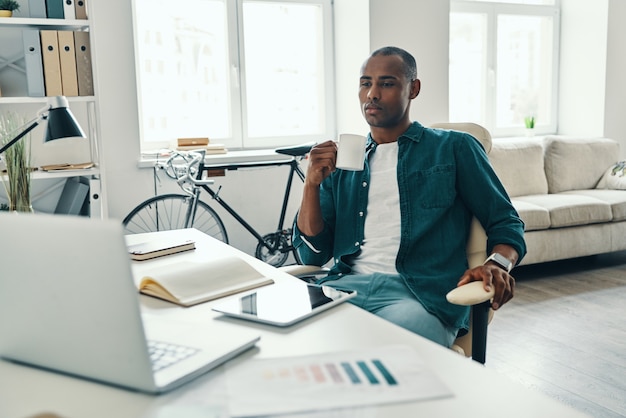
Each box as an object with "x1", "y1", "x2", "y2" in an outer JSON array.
[{"x1": 319, "y1": 273, "x2": 459, "y2": 348}]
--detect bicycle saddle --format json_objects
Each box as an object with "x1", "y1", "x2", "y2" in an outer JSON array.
[{"x1": 275, "y1": 142, "x2": 315, "y2": 157}]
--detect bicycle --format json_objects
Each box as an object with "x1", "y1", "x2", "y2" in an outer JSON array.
[{"x1": 122, "y1": 143, "x2": 314, "y2": 267}]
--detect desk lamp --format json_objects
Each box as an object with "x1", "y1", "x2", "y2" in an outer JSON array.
[{"x1": 0, "y1": 96, "x2": 86, "y2": 155}]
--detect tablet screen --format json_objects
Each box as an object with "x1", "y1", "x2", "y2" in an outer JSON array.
[{"x1": 212, "y1": 282, "x2": 356, "y2": 327}]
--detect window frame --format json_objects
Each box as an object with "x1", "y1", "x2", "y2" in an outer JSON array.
[
  {"x1": 131, "y1": 0, "x2": 336, "y2": 153},
  {"x1": 450, "y1": 0, "x2": 560, "y2": 137}
]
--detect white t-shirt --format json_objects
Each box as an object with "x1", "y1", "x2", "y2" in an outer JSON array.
[{"x1": 350, "y1": 142, "x2": 401, "y2": 275}]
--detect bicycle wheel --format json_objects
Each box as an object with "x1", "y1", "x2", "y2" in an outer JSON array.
[
  {"x1": 255, "y1": 232, "x2": 293, "y2": 267},
  {"x1": 123, "y1": 194, "x2": 228, "y2": 243}
]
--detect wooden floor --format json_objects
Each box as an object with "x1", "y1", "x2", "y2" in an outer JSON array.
[{"x1": 487, "y1": 251, "x2": 626, "y2": 418}]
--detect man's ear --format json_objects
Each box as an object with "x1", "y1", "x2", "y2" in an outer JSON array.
[{"x1": 410, "y1": 79, "x2": 421, "y2": 99}]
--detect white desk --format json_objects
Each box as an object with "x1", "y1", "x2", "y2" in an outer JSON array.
[{"x1": 0, "y1": 229, "x2": 587, "y2": 418}]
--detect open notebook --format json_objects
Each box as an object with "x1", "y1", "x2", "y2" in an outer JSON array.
[{"x1": 0, "y1": 213, "x2": 260, "y2": 394}]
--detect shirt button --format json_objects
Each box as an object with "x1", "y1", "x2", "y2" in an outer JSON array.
[
  {"x1": 358, "y1": 211, "x2": 364, "y2": 217},
  {"x1": 354, "y1": 242, "x2": 359, "y2": 247},
  {"x1": 362, "y1": 182, "x2": 367, "y2": 187}
]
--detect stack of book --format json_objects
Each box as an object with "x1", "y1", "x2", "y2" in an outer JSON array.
[{"x1": 176, "y1": 137, "x2": 227, "y2": 155}]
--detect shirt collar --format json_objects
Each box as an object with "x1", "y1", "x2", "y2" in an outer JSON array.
[
  {"x1": 399, "y1": 121, "x2": 425, "y2": 143},
  {"x1": 365, "y1": 121, "x2": 425, "y2": 150}
]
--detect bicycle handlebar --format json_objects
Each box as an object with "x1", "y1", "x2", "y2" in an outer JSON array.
[{"x1": 160, "y1": 150, "x2": 215, "y2": 190}]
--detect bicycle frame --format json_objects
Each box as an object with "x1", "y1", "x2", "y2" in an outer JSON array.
[
  {"x1": 184, "y1": 188, "x2": 202, "y2": 229},
  {"x1": 195, "y1": 157, "x2": 306, "y2": 253}
]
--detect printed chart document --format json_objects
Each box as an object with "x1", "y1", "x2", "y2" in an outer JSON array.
[
  {"x1": 225, "y1": 345, "x2": 453, "y2": 417},
  {"x1": 138, "y1": 256, "x2": 274, "y2": 307}
]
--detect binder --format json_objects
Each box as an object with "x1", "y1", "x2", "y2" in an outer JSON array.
[
  {"x1": 74, "y1": 0, "x2": 87, "y2": 19},
  {"x1": 73, "y1": 31, "x2": 94, "y2": 96},
  {"x1": 63, "y1": 0, "x2": 76, "y2": 19},
  {"x1": 28, "y1": 0, "x2": 47, "y2": 18},
  {"x1": 57, "y1": 30, "x2": 79, "y2": 96},
  {"x1": 45, "y1": 0, "x2": 64, "y2": 18},
  {"x1": 22, "y1": 30, "x2": 45, "y2": 97},
  {"x1": 40, "y1": 30, "x2": 63, "y2": 97},
  {"x1": 87, "y1": 177, "x2": 101, "y2": 218},
  {"x1": 55, "y1": 177, "x2": 89, "y2": 216}
]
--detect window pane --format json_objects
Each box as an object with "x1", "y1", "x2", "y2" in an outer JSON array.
[
  {"x1": 134, "y1": 0, "x2": 231, "y2": 144},
  {"x1": 496, "y1": 14, "x2": 554, "y2": 129},
  {"x1": 242, "y1": 1, "x2": 326, "y2": 139},
  {"x1": 449, "y1": 12, "x2": 487, "y2": 124}
]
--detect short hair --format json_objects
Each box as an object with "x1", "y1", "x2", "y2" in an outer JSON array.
[{"x1": 370, "y1": 46, "x2": 418, "y2": 81}]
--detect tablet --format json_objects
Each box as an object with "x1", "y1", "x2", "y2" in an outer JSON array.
[{"x1": 211, "y1": 281, "x2": 357, "y2": 327}]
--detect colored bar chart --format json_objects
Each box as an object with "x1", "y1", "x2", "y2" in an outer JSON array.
[{"x1": 225, "y1": 345, "x2": 453, "y2": 417}]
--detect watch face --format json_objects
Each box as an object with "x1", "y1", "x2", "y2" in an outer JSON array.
[
  {"x1": 485, "y1": 253, "x2": 512, "y2": 272},
  {"x1": 490, "y1": 253, "x2": 512, "y2": 272}
]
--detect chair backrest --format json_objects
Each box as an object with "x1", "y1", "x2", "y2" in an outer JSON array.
[
  {"x1": 430, "y1": 122, "x2": 493, "y2": 154},
  {"x1": 430, "y1": 122, "x2": 491, "y2": 358}
]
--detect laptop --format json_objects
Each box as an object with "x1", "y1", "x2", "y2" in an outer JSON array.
[{"x1": 0, "y1": 213, "x2": 260, "y2": 394}]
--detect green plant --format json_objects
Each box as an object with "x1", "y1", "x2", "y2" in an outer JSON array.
[
  {"x1": 524, "y1": 116, "x2": 535, "y2": 129},
  {"x1": 0, "y1": 0, "x2": 20, "y2": 11},
  {"x1": 0, "y1": 112, "x2": 32, "y2": 212}
]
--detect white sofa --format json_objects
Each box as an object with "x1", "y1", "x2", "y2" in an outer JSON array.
[{"x1": 488, "y1": 136, "x2": 626, "y2": 266}]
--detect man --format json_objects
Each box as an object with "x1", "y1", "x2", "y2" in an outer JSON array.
[{"x1": 293, "y1": 46, "x2": 526, "y2": 347}]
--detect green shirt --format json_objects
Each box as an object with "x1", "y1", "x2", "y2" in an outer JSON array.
[{"x1": 293, "y1": 122, "x2": 526, "y2": 329}]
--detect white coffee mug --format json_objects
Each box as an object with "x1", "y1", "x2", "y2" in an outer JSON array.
[{"x1": 336, "y1": 133, "x2": 367, "y2": 171}]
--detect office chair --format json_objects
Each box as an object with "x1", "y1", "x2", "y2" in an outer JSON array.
[{"x1": 281, "y1": 122, "x2": 496, "y2": 364}]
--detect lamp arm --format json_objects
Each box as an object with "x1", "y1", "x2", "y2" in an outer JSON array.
[{"x1": 0, "y1": 113, "x2": 47, "y2": 155}]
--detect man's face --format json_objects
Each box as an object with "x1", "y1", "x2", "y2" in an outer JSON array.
[{"x1": 359, "y1": 54, "x2": 419, "y2": 128}]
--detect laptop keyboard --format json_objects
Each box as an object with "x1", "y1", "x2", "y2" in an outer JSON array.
[{"x1": 148, "y1": 340, "x2": 199, "y2": 372}]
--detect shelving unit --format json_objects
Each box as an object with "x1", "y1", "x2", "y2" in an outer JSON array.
[
  {"x1": 0, "y1": 17, "x2": 89, "y2": 29},
  {"x1": 0, "y1": 12, "x2": 104, "y2": 218}
]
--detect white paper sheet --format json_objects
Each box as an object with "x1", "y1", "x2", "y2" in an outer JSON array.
[{"x1": 224, "y1": 345, "x2": 453, "y2": 417}]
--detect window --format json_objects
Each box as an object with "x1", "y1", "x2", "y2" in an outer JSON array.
[
  {"x1": 449, "y1": 0, "x2": 560, "y2": 137},
  {"x1": 132, "y1": 0, "x2": 335, "y2": 152}
]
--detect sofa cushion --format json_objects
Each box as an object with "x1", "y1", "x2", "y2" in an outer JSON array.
[
  {"x1": 596, "y1": 161, "x2": 626, "y2": 190},
  {"x1": 515, "y1": 194, "x2": 612, "y2": 228},
  {"x1": 489, "y1": 139, "x2": 548, "y2": 197},
  {"x1": 510, "y1": 199, "x2": 551, "y2": 231},
  {"x1": 543, "y1": 136, "x2": 620, "y2": 193},
  {"x1": 561, "y1": 189, "x2": 626, "y2": 222}
]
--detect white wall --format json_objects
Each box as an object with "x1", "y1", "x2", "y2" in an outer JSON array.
[
  {"x1": 558, "y1": 0, "x2": 625, "y2": 158},
  {"x1": 369, "y1": 0, "x2": 450, "y2": 126},
  {"x1": 558, "y1": 0, "x2": 608, "y2": 137},
  {"x1": 334, "y1": 0, "x2": 370, "y2": 136},
  {"x1": 604, "y1": 0, "x2": 626, "y2": 158},
  {"x1": 333, "y1": 0, "x2": 451, "y2": 133}
]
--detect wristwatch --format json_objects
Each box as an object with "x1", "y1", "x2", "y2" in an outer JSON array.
[{"x1": 484, "y1": 252, "x2": 513, "y2": 273}]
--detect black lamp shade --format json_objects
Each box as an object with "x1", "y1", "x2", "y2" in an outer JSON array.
[
  {"x1": 0, "y1": 96, "x2": 86, "y2": 156},
  {"x1": 44, "y1": 106, "x2": 86, "y2": 143}
]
